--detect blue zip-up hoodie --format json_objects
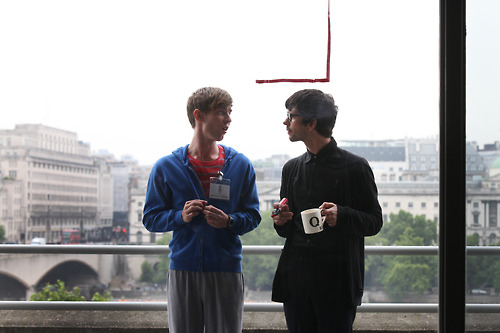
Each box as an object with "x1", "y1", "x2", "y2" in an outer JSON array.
[{"x1": 142, "y1": 144, "x2": 261, "y2": 273}]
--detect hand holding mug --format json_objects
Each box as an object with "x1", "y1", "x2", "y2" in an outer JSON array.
[{"x1": 319, "y1": 202, "x2": 338, "y2": 227}]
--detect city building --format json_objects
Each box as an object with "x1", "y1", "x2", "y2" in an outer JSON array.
[
  {"x1": 1, "y1": 124, "x2": 499, "y2": 246},
  {"x1": 343, "y1": 138, "x2": 500, "y2": 245},
  {"x1": 128, "y1": 164, "x2": 156, "y2": 245},
  {"x1": 109, "y1": 161, "x2": 131, "y2": 243},
  {"x1": 0, "y1": 178, "x2": 23, "y2": 243},
  {"x1": 343, "y1": 139, "x2": 407, "y2": 182},
  {"x1": 94, "y1": 158, "x2": 114, "y2": 243},
  {"x1": 0, "y1": 124, "x2": 109, "y2": 243},
  {"x1": 466, "y1": 156, "x2": 500, "y2": 245},
  {"x1": 253, "y1": 154, "x2": 290, "y2": 181}
]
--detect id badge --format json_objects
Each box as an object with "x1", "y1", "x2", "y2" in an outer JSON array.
[{"x1": 209, "y1": 172, "x2": 231, "y2": 201}]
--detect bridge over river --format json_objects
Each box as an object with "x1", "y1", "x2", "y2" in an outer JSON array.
[{"x1": 0, "y1": 246, "x2": 158, "y2": 301}]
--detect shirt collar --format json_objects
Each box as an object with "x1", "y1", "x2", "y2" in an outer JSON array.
[{"x1": 305, "y1": 137, "x2": 338, "y2": 163}]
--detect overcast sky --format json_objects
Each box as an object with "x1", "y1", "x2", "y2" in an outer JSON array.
[{"x1": 0, "y1": 0, "x2": 497, "y2": 165}]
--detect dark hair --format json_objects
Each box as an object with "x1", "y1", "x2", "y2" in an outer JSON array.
[
  {"x1": 285, "y1": 89, "x2": 338, "y2": 138},
  {"x1": 187, "y1": 87, "x2": 233, "y2": 128}
]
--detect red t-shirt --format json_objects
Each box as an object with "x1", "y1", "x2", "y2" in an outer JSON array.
[{"x1": 188, "y1": 145, "x2": 225, "y2": 197}]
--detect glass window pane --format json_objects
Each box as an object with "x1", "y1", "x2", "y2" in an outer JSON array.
[
  {"x1": 0, "y1": 0, "x2": 441, "y2": 331},
  {"x1": 466, "y1": 0, "x2": 500, "y2": 331}
]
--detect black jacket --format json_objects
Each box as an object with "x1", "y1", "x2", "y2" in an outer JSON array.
[{"x1": 274, "y1": 138, "x2": 383, "y2": 306}]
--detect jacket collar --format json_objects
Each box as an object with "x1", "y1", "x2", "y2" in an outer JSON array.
[
  {"x1": 304, "y1": 137, "x2": 338, "y2": 163},
  {"x1": 173, "y1": 144, "x2": 235, "y2": 166}
]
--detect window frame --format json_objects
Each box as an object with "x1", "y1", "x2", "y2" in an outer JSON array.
[{"x1": 439, "y1": 0, "x2": 466, "y2": 331}]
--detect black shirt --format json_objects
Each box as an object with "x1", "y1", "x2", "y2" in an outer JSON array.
[
  {"x1": 286, "y1": 140, "x2": 348, "y2": 253},
  {"x1": 274, "y1": 138, "x2": 383, "y2": 306}
]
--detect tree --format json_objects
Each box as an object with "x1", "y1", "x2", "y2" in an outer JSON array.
[
  {"x1": 491, "y1": 258, "x2": 500, "y2": 292},
  {"x1": 366, "y1": 210, "x2": 438, "y2": 301},
  {"x1": 466, "y1": 235, "x2": 500, "y2": 293},
  {"x1": 240, "y1": 209, "x2": 284, "y2": 290},
  {"x1": 0, "y1": 225, "x2": 5, "y2": 243},
  {"x1": 139, "y1": 233, "x2": 171, "y2": 287},
  {"x1": 91, "y1": 290, "x2": 113, "y2": 301},
  {"x1": 371, "y1": 210, "x2": 437, "y2": 246},
  {"x1": 139, "y1": 261, "x2": 155, "y2": 283},
  {"x1": 467, "y1": 234, "x2": 480, "y2": 246},
  {"x1": 152, "y1": 233, "x2": 170, "y2": 286},
  {"x1": 30, "y1": 280, "x2": 112, "y2": 301}
]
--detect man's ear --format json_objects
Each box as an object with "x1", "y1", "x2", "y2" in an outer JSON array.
[
  {"x1": 193, "y1": 109, "x2": 204, "y2": 122},
  {"x1": 307, "y1": 119, "x2": 318, "y2": 132}
]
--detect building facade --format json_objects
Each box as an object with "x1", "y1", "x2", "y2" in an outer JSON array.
[
  {"x1": 128, "y1": 164, "x2": 155, "y2": 245},
  {"x1": 1, "y1": 124, "x2": 499, "y2": 246},
  {"x1": 0, "y1": 178, "x2": 23, "y2": 243},
  {"x1": 466, "y1": 158, "x2": 500, "y2": 245},
  {"x1": 0, "y1": 125, "x2": 110, "y2": 243},
  {"x1": 345, "y1": 138, "x2": 500, "y2": 245}
]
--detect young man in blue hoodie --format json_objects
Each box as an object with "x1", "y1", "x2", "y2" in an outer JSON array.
[{"x1": 143, "y1": 87, "x2": 261, "y2": 333}]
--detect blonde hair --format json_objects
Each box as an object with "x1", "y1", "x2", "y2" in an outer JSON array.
[{"x1": 187, "y1": 87, "x2": 233, "y2": 128}]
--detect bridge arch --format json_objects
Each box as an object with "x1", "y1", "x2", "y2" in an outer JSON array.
[
  {"x1": 0, "y1": 271, "x2": 30, "y2": 301},
  {"x1": 35, "y1": 260, "x2": 101, "y2": 294}
]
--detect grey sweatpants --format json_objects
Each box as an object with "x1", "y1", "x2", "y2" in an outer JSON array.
[{"x1": 167, "y1": 269, "x2": 244, "y2": 333}]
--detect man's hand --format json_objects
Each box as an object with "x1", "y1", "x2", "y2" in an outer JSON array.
[
  {"x1": 181, "y1": 199, "x2": 207, "y2": 223},
  {"x1": 319, "y1": 202, "x2": 338, "y2": 227},
  {"x1": 272, "y1": 202, "x2": 293, "y2": 226},
  {"x1": 203, "y1": 204, "x2": 230, "y2": 229}
]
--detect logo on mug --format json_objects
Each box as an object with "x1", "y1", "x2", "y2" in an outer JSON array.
[{"x1": 309, "y1": 216, "x2": 321, "y2": 227}]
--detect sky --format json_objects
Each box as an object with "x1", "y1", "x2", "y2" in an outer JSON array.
[{"x1": 0, "y1": 0, "x2": 498, "y2": 166}]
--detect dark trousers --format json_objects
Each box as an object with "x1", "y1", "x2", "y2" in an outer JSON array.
[
  {"x1": 284, "y1": 299, "x2": 356, "y2": 333},
  {"x1": 283, "y1": 252, "x2": 357, "y2": 333}
]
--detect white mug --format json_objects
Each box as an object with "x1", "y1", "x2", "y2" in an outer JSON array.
[{"x1": 300, "y1": 208, "x2": 325, "y2": 234}]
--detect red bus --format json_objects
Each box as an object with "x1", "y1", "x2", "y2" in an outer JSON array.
[{"x1": 60, "y1": 229, "x2": 81, "y2": 244}]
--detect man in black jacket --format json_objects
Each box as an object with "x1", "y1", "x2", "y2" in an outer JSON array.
[{"x1": 271, "y1": 89, "x2": 383, "y2": 333}]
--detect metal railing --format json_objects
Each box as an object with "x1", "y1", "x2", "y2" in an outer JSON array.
[{"x1": 1, "y1": 245, "x2": 499, "y2": 313}]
